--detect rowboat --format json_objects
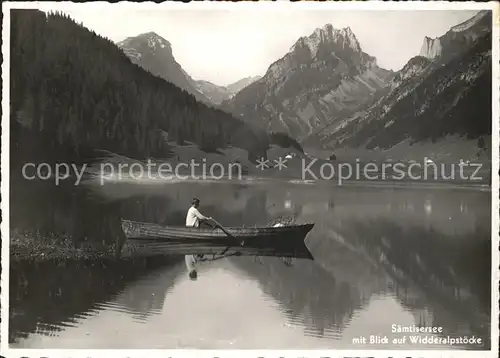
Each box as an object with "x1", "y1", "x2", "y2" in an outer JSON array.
[{"x1": 120, "y1": 219, "x2": 315, "y2": 259}]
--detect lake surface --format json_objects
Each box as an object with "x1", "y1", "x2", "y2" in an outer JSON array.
[{"x1": 9, "y1": 179, "x2": 492, "y2": 349}]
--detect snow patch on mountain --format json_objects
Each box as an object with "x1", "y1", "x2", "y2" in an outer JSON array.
[{"x1": 144, "y1": 32, "x2": 170, "y2": 50}]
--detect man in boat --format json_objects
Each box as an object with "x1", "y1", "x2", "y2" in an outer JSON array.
[
  {"x1": 185, "y1": 197, "x2": 212, "y2": 278},
  {"x1": 185, "y1": 197, "x2": 212, "y2": 228}
]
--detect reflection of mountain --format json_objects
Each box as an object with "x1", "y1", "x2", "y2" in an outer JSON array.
[
  {"x1": 219, "y1": 182, "x2": 490, "y2": 348},
  {"x1": 9, "y1": 257, "x2": 182, "y2": 343},
  {"x1": 330, "y1": 218, "x2": 491, "y2": 348},
  {"x1": 232, "y1": 256, "x2": 383, "y2": 338},
  {"x1": 390, "y1": 279, "x2": 487, "y2": 345},
  {"x1": 305, "y1": 225, "x2": 391, "y2": 296},
  {"x1": 108, "y1": 262, "x2": 186, "y2": 321}
]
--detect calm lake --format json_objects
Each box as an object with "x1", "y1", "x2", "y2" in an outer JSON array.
[{"x1": 9, "y1": 179, "x2": 492, "y2": 349}]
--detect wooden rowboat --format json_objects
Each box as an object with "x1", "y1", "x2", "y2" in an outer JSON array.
[{"x1": 121, "y1": 219, "x2": 315, "y2": 259}]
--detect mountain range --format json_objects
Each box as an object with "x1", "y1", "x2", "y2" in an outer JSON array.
[
  {"x1": 311, "y1": 10, "x2": 492, "y2": 154},
  {"x1": 221, "y1": 10, "x2": 492, "y2": 157},
  {"x1": 116, "y1": 11, "x2": 492, "y2": 162},
  {"x1": 27, "y1": 9, "x2": 491, "y2": 170}
]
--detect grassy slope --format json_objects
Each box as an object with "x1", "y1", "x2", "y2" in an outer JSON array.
[{"x1": 319, "y1": 135, "x2": 491, "y2": 164}]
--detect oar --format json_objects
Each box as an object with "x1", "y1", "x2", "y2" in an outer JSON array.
[{"x1": 210, "y1": 218, "x2": 245, "y2": 246}]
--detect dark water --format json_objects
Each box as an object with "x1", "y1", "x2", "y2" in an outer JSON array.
[{"x1": 9, "y1": 179, "x2": 491, "y2": 349}]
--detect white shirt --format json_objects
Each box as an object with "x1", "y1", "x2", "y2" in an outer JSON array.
[{"x1": 185, "y1": 206, "x2": 208, "y2": 227}]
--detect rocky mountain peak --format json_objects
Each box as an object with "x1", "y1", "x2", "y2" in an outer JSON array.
[
  {"x1": 317, "y1": 12, "x2": 492, "y2": 158},
  {"x1": 225, "y1": 23, "x2": 392, "y2": 140},
  {"x1": 118, "y1": 31, "x2": 172, "y2": 54},
  {"x1": 292, "y1": 24, "x2": 362, "y2": 59},
  {"x1": 117, "y1": 32, "x2": 209, "y2": 104}
]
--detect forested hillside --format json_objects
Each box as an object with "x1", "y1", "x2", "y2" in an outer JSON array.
[{"x1": 10, "y1": 10, "x2": 290, "y2": 170}]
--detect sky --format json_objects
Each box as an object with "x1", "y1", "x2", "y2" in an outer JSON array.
[{"x1": 38, "y1": 5, "x2": 479, "y2": 86}]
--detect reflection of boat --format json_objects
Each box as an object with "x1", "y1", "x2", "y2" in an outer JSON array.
[{"x1": 120, "y1": 219, "x2": 315, "y2": 259}]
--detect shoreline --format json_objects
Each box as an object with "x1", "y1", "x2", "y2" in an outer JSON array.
[
  {"x1": 85, "y1": 151, "x2": 493, "y2": 187},
  {"x1": 14, "y1": 147, "x2": 491, "y2": 188},
  {"x1": 9, "y1": 229, "x2": 181, "y2": 264},
  {"x1": 84, "y1": 172, "x2": 492, "y2": 189},
  {"x1": 9, "y1": 229, "x2": 117, "y2": 263}
]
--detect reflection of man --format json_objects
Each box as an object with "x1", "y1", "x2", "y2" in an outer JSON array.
[
  {"x1": 185, "y1": 254, "x2": 198, "y2": 279},
  {"x1": 185, "y1": 197, "x2": 211, "y2": 279}
]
